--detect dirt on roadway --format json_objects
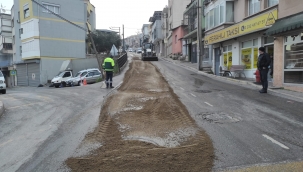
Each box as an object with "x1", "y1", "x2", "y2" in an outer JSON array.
[{"x1": 66, "y1": 58, "x2": 214, "y2": 171}]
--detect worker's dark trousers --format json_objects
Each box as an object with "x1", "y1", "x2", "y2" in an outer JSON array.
[
  {"x1": 260, "y1": 69, "x2": 269, "y2": 91},
  {"x1": 105, "y1": 71, "x2": 113, "y2": 88}
]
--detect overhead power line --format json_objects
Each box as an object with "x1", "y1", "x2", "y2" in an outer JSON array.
[{"x1": 31, "y1": 0, "x2": 87, "y2": 32}]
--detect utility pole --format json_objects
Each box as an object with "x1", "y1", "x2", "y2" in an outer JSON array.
[
  {"x1": 122, "y1": 24, "x2": 125, "y2": 52},
  {"x1": 197, "y1": 0, "x2": 203, "y2": 71}
]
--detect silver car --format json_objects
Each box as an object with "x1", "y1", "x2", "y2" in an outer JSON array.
[{"x1": 68, "y1": 71, "x2": 102, "y2": 86}]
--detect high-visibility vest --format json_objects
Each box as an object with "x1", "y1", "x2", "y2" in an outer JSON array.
[{"x1": 103, "y1": 57, "x2": 115, "y2": 71}]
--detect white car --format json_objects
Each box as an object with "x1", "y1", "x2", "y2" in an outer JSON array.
[
  {"x1": 0, "y1": 71, "x2": 6, "y2": 94},
  {"x1": 51, "y1": 70, "x2": 73, "y2": 88},
  {"x1": 66, "y1": 68, "x2": 101, "y2": 86}
]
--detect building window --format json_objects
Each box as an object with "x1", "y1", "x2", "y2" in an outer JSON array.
[
  {"x1": 241, "y1": 39, "x2": 259, "y2": 69},
  {"x1": 42, "y1": 3, "x2": 60, "y2": 14},
  {"x1": 20, "y1": 46, "x2": 22, "y2": 55},
  {"x1": 175, "y1": 35, "x2": 177, "y2": 44},
  {"x1": 284, "y1": 33, "x2": 303, "y2": 84},
  {"x1": 24, "y1": 4, "x2": 30, "y2": 18},
  {"x1": 248, "y1": 0, "x2": 260, "y2": 16},
  {"x1": 11, "y1": 19, "x2": 14, "y2": 27},
  {"x1": 223, "y1": 45, "x2": 233, "y2": 69},
  {"x1": 268, "y1": 0, "x2": 279, "y2": 7},
  {"x1": 205, "y1": 2, "x2": 234, "y2": 30},
  {"x1": 13, "y1": 36, "x2": 15, "y2": 44}
]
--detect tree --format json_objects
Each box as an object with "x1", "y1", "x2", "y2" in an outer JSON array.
[{"x1": 88, "y1": 30, "x2": 121, "y2": 54}]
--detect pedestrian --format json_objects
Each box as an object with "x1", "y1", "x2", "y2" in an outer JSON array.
[
  {"x1": 257, "y1": 47, "x2": 271, "y2": 93},
  {"x1": 103, "y1": 55, "x2": 115, "y2": 89}
]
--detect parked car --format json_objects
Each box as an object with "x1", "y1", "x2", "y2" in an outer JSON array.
[
  {"x1": 0, "y1": 71, "x2": 6, "y2": 94},
  {"x1": 128, "y1": 48, "x2": 133, "y2": 52},
  {"x1": 66, "y1": 69, "x2": 101, "y2": 86},
  {"x1": 51, "y1": 70, "x2": 73, "y2": 88},
  {"x1": 137, "y1": 48, "x2": 142, "y2": 54}
]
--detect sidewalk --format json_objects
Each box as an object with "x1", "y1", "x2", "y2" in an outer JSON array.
[{"x1": 161, "y1": 57, "x2": 303, "y2": 102}]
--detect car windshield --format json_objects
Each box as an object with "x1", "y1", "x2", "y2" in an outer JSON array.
[
  {"x1": 58, "y1": 72, "x2": 66, "y2": 77},
  {"x1": 75, "y1": 72, "x2": 82, "y2": 77}
]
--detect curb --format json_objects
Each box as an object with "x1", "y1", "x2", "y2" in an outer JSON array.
[
  {"x1": 0, "y1": 101, "x2": 4, "y2": 117},
  {"x1": 161, "y1": 57, "x2": 303, "y2": 101}
]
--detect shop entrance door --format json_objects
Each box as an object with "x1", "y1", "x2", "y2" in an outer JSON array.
[
  {"x1": 265, "y1": 45, "x2": 274, "y2": 55},
  {"x1": 214, "y1": 47, "x2": 221, "y2": 76}
]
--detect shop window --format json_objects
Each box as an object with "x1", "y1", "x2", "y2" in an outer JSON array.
[
  {"x1": 223, "y1": 45, "x2": 232, "y2": 69},
  {"x1": 268, "y1": 0, "x2": 279, "y2": 7},
  {"x1": 248, "y1": 0, "x2": 260, "y2": 16},
  {"x1": 241, "y1": 40, "x2": 258, "y2": 69},
  {"x1": 284, "y1": 33, "x2": 303, "y2": 84},
  {"x1": 253, "y1": 39, "x2": 258, "y2": 46}
]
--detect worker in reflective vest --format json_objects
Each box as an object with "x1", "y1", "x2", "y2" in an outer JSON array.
[{"x1": 102, "y1": 55, "x2": 115, "y2": 88}]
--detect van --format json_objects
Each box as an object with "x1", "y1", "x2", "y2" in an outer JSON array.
[{"x1": 0, "y1": 71, "x2": 6, "y2": 94}]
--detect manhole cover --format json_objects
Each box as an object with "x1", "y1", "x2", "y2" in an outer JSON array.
[
  {"x1": 197, "y1": 112, "x2": 240, "y2": 123},
  {"x1": 195, "y1": 90, "x2": 212, "y2": 93}
]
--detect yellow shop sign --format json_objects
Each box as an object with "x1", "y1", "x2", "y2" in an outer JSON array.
[{"x1": 205, "y1": 9, "x2": 278, "y2": 45}]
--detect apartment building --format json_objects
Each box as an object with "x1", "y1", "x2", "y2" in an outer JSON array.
[
  {"x1": 167, "y1": 0, "x2": 191, "y2": 56},
  {"x1": 204, "y1": 0, "x2": 278, "y2": 77},
  {"x1": 266, "y1": 0, "x2": 303, "y2": 92},
  {"x1": 161, "y1": 7, "x2": 169, "y2": 58},
  {"x1": 12, "y1": 0, "x2": 95, "y2": 86},
  {"x1": 149, "y1": 11, "x2": 163, "y2": 56},
  {"x1": 0, "y1": 13, "x2": 13, "y2": 87}
]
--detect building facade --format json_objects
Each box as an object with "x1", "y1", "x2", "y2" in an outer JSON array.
[
  {"x1": 0, "y1": 13, "x2": 13, "y2": 87},
  {"x1": 149, "y1": 11, "x2": 163, "y2": 56},
  {"x1": 12, "y1": 0, "x2": 95, "y2": 86},
  {"x1": 204, "y1": 0, "x2": 278, "y2": 77},
  {"x1": 167, "y1": 0, "x2": 191, "y2": 57},
  {"x1": 266, "y1": 0, "x2": 303, "y2": 92}
]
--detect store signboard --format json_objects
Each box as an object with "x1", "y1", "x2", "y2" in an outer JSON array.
[
  {"x1": 253, "y1": 48, "x2": 259, "y2": 69},
  {"x1": 205, "y1": 9, "x2": 278, "y2": 45},
  {"x1": 242, "y1": 48, "x2": 252, "y2": 69}
]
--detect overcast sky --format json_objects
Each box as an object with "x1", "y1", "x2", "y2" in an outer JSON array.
[{"x1": 1, "y1": 0, "x2": 168, "y2": 37}]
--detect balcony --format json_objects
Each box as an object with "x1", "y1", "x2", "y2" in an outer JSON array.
[{"x1": 0, "y1": 43, "x2": 13, "y2": 54}]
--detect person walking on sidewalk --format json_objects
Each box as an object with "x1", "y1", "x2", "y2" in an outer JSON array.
[
  {"x1": 257, "y1": 47, "x2": 271, "y2": 93},
  {"x1": 103, "y1": 55, "x2": 115, "y2": 89}
]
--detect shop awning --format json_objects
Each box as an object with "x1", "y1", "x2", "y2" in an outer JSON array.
[{"x1": 266, "y1": 12, "x2": 303, "y2": 36}]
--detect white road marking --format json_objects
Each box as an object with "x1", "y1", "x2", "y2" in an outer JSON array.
[
  {"x1": 204, "y1": 102, "x2": 213, "y2": 107},
  {"x1": 262, "y1": 134, "x2": 290, "y2": 150},
  {"x1": 180, "y1": 87, "x2": 184, "y2": 90},
  {"x1": 190, "y1": 93, "x2": 197, "y2": 97},
  {"x1": 0, "y1": 139, "x2": 13, "y2": 148},
  {"x1": 172, "y1": 82, "x2": 176, "y2": 85}
]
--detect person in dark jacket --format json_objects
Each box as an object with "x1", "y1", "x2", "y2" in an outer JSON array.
[
  {"x1": 102, "y1": 55, "x2": 115, "y2": 89},
  {"x1": 257, "y1": 47, "x2": 271, "y2": 93}
]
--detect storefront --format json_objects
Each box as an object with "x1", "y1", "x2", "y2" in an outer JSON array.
[
  {"x1": 205, "y1": 8, "x2": 278, "y2": 77},
  {"x1": 266, "y1": 12, "x2": 303, "y2": 92}
]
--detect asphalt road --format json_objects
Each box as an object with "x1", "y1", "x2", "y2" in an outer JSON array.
[
  {"x1": 0, "y1": 64, "x2": 128, "y2": 172},
  {"x1": 153, "y1": 59, "x2": 303, "y2": 171}
]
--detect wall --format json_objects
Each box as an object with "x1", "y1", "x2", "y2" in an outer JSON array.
[
  {"x1": 172, "y1": 26, "x2": 185, "y2": 54},
  {"x1": 278, "y1": 0, "x2": 303, "y2": 18},
  {"x1": 12, "y1": 1, "x2": 23, "y2": 63},
  {"x1": 40, "y1": 57, "x2": 99, "y2": 84}
]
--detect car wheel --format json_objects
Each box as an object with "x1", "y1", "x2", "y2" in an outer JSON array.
[
  {"x1": 2, "y1": 90, "x2": 6, "y2": 94},
  {"x1": 62, "y1": 82, "x2": 66, "y2": 87}
]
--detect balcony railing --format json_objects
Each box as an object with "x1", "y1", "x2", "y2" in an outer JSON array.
[{"x1": 1, "y1": 43, "x2": 13, "y2": 50}]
